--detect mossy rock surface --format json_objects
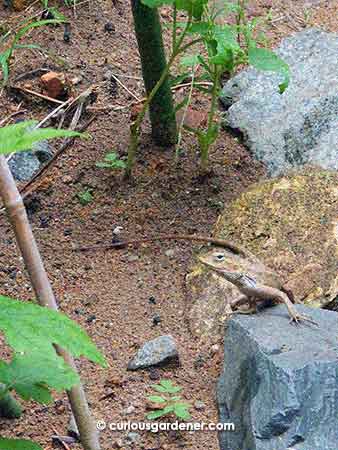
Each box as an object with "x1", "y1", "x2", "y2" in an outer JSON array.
[{"x1": 186, "y1": 168, "x2": 338, "y2": 340}]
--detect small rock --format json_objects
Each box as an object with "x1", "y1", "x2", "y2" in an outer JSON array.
[
  {"x1": 194, "y1": 400, "x2": 205, "y2": 410},
  {"x1": 40, "y1": 72, "x2": 66, "y2": 99},
  {"x1": 164, "y1": 249, "x2": 175, "y2": 257},
  {"x1": 126, "y1": 432, "x2": 141, "y2": 444},
  {"x1": 86, "y1": 314, "x2": 96, "y2": 323},
  {"x1": 148, "y1": 296, "x2": 157, "y2": 305},
  {"x1": 24, "y1": 194, "x2": 41, "y2": 216},
  {"x1": 127, "y1": 335, "x2": 179, "y2": 371},
  {"x1": 62, "y1": 175, "x2": 73, "y2": 184},
  {"x1": 152, "y1": 314, "x2": 161, "y2": 326},
  {"x1": 148, "y1": 368, "x2": 160, "y2": 381},
  {"x1": 104, "y1": 21, "x2": 115, "y2": 33},
  {"x1": 113, "y1": 226, "x2": 123, "y2": 235},
  {"x1": 210, "y1": 344, "x2": 220, "y2": 355},
  {"x1": 127, "y1": 254, "x2": 139, "y2": 262},
  {"x1": 123, "y1": 405, "x2": 135, "y2": 415},
  {"x1": 194, "y1": 354, "x2": 206, "y2": 369},
  {"x1": 71, "y1": 75, "x2": 83, "y2": 86}
]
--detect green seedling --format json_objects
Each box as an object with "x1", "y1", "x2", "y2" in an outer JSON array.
[
  {"x1": 147, "y1": 379, "x2": 191, "y2": 420},
  {"x1": 127, "y1": 0, "x2": 289, "y2": 176},
  {"x1": 0, "y1": 17, "x2": 65, "y2": 85},
  {"x1": 96, "y1": 151, "x2": 127, "y2": 172},
  {"x1": 77, "y1": 189, "x2": 93, "y2": 205}
]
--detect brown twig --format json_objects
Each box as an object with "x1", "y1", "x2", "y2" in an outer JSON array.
[
  {"x1": 12, "y1": 86, "x2": 65, "y2": 104},
  {"x1": 0, "y1": 110, "x2": 27, "y2": 127}
]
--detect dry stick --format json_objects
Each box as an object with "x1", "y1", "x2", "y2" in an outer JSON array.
[
  {"x1": 110, "y1": 74, "x2": 140, "y2": 101},
  {"x1": 0, "y1": 110, "x2": 26, "y2": 127},
  {"x1": 0, "y1": 155, "x2": 100, "y2": 450},
  {"x1": 13, "y1": 86, "x2": 65, "y2": 104}
]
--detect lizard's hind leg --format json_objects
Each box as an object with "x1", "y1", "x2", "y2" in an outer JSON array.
[{"x1": 231, "y1": 295, "x2": 257, "y2": 315}]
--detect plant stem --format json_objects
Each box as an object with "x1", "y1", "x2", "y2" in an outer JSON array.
[
  {"x1": 131, "y1": 0, "x2": 177, "y2": 147},
  {"x1": 0, "y1": 155, "x2": 101, "y2": 450},
  {"x1": 200, "y1": 65, "x2": 220, "y2": 173},
  {"x1": 125, "y1": 17, "x2": 201, "y2": 177},
  {"x1": 172, "y1": 4, "x2": 177, "y2": 51},
  {"x1": 0, "y1": 385, "x2": 22, "y2": 419}
]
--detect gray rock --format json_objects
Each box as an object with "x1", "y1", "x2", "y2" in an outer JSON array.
[
  {"x1": 8, "y1": 152, "x2": 40, "y2": 182},
  {"x1": 218, "y1": 304, "x2": 338, "y2": 450},
  {"x1": 8, "y1": 124, "x2": 53, "y2": 181},
  {"x1": 220, "y1": 29, "x2": 338, "y2": 175},
  {"x1": 127, "y1": 335, "x2": 179, "y2": 370}
]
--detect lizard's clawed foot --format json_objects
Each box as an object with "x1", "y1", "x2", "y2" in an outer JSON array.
[{"x1": 289, "y1": 313, "x2": 317, "y2": 326}]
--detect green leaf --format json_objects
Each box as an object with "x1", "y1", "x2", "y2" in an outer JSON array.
[
  {"x1": 0, "y1": 121, "x2": 84, "y2": 155},
  {"x1": 77, "y1": 190, "x2": 93, "y2": 205},
  {"x1": 147, "y1": 395, "x2": 167, "y2": 403},
  {"x1": 146, "y1": 409, "x2": 168, "y2": 420},
  {"x1": 173, "y1": 403, "x2": 191, "y2": 419},
  {"x1": 180, "y1": 54, "x2": 200, "y2": 67},
  {"x1": 0, "y1": 438, "x2": 42, "y2": 450},
  {"x1": 0, "y1": 354, "x2": 79, "y2": 403},
  {"x1": 176, "y1": 0, "x2": 208, "y2": 19},
  {"x1": 248, "y1": 46, "x2": 289, "y2": 93},
  {"x1": 159, "y1": 379, "x2": 182, "y2": 394},
  {"x1": 0, "y1": 295, "x2": 106, "y2": 367},
  {"x1": 13, "y1": 19, "x2": 64, "y2": 46},
  {"x1": 13, "y1": 44, "x2": 43, "y2": 51}
]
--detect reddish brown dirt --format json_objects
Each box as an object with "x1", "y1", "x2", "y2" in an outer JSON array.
[{"x1": 0, "y1": 1, "x2": 336, "y2": 449}]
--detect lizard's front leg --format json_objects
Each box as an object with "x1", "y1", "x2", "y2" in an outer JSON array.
[{"x1": 258, "y1": 286, "x2": 317, "y2": 325}]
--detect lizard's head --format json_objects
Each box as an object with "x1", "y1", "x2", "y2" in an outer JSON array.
[{"x1": 198, "y1": 249, "x2": 243, "y2": 282}]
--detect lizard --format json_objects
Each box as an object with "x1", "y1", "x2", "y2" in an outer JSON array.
[{"x1": 198, "y1": 248, "x2": 317, "y2": 325}]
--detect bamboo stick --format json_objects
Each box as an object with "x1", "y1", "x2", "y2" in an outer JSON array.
[{"x1": 0, "y1": 155, "x2": 100, "y2": 450}]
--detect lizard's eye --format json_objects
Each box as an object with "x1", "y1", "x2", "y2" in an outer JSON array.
[{"x1": 214, "y1": 253, "x2": 225, "y2": 261}]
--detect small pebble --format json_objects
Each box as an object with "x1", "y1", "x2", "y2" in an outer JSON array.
[
  {"x1": 148, "y1": 296, "x2": 156, "y2": 305},
  {"x1": 127, "y1": 254, "x2": 139, "y2": 262},
  {"x1": 152, "y1": 314, "x2": 161, "y2": 326},
  {"x1": 194, "y1": 400, "x2": 205, "y2": 410},
  {"x1": 86, "y1": 314, "x2": 96, "y2": 323},
  {"x1": 104, "y1": 22, "x2": 115, "y2": 33},
  {"x1": 126, "y1": 432, "x2": 141, "y2": 444},
  {"x1": 165, "y1": 249, "x2": 175, "y2": 257},
  {"x1": 123, "y1": 405, "x2": 136, "y2": 415},
  {"x1": 210, "y1": 344, "x2": 220, "y2": 354},
  {"x1": 148, "y1": 368, "x2": 160, "y2": 381}
]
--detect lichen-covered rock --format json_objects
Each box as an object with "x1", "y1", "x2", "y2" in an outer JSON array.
[
  {"x1": 186, "y1": 168, "x2": 338, "y2": 340},
  {"x1": 218, "y1": 305, "x2": 338, "y2": 450},
  {"x1": 220, "y1": 29, "x2": 338, "y2": 175}
]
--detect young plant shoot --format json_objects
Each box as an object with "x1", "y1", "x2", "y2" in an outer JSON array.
[{"x1": 128, "y1": 0, "x2": 289, "y2": 176}]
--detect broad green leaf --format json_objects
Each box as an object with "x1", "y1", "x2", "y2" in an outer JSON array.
[
  {"x1": 0, "y1": 438, "x2": 42, "y2": 450},
  {"x1": 151, "y1": 384, "x2": 171, "y2": 393},
  {"x1": 0, "y1": 354, "x2": 79, "y2": 403},
  {"x1": 0, "y1": 121, "x2": 84, "y2": 155},
  {"x1": 248, "y1": 46, "x2": 289, "y2": 93},
  {"x1": 176, "y1": 0, "x2": 208, "y2": 19},
  {"x1": 173, "y1": 403, "x2": 191, "y2": 419},
  {"x1": 147, "y1": 395, "x2": 167, "y2": 403},
  {"x1": 0, "y1": 295, "x2": 106, "y2": 367}
]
